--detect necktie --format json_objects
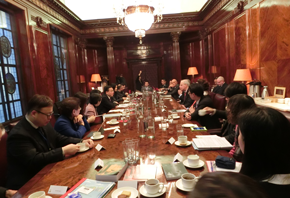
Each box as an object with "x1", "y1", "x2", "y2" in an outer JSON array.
[{"x1": 37, "y1": 127, "x2": 52, "y2": 151}]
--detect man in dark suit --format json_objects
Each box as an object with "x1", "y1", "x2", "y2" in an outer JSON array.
[
  {"x1": 141, "y1": 80, "x2": 153, "y2": 92},
  {"x1": 185, "y1": 83, "x2": 221, "y2": 129},
  {"x1": 167, "y1": 79, "x2": 179, "y2": 100},
  {"x1": 97, "y1": 85, "x2": 118, "y2": 114},
  {"x1": 160, "y1": 79, "x2": 168, "y2": 89},
  {"x1": 178, "y1": 79, "x2": 194, "y2": 109},
  {"x1": 213, "y1": 76, "x2": 228, "y2": 96},
  {"x1": 6, "y1": 94, "x2": 94, "y2": 190}
]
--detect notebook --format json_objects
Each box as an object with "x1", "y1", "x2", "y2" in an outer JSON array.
[{"x1": 192, "y1": 135, "x2": 233, "y2": 151}]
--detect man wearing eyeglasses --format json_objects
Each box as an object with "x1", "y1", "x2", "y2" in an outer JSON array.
[{"x1": 6, "y1": 94, "x2": 94, "y2": 190}]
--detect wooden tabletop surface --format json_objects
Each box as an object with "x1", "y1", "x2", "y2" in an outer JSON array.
[{"x1": 15, "y1": 96, "x2": 231, "y2": 198}]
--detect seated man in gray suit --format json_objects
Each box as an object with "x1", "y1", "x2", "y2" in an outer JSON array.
[{"x1": 141, "y1": 80, "x2": 153, "y2": 92}]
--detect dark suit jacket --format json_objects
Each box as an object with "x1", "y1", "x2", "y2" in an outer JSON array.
[
  {"x1": 179, "y1": 89, "x2": 194, "y2": 108},
  {"x1": 135, "y1": 75, "x2": 143, "y2": 91},
  {"x1": 114, "y1": 91, "x2": 124, "y2": 102},
  {"x1": 161, "y1": 84, "x2": 168, "y2": 89},
  {"x1": 190, "y1": 95, "x2": 221, "y2": 129},
  {"x1": 97, "y1": 95, "x2": 118, "y2": 114},
  {"x1": 213, "y1": 83, "x2": 228, "y2": 96},
  {"x1": 6, "y1": 118, "x2": 81, "y2": 189},
  {"x1": 0, "y1": 187, "x2": 7, "y2": 198},
  {"x1": 168, "y1": 85, "x2": 179, "y2": 100},
  {"x1": 54, "y1": 115, "x2": 90, "y2": 138}
]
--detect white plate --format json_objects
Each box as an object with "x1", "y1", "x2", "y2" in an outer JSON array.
[
  {"x1": 45, "y1": 196, "x2": 52, "y2": 198},
  {"x1": 111, "y1": 186, "x2": 138, "y2": 198},
  {"x1": 172, "y1": 116, "x2": 180, "y2": 119},
  {"x1": 176, "y1": 179, "x2": 194, "y2": 192},
  {"x1": 182, "y1": 124, "x2": 198, "y2": 128},
  {"x1": 90, "y1": 135, "x2": 104, "y2": 140},
  {"x1": 106, "y1": 121, "x2": 119, "y2": 125},
  {"x1": 139, "y1": 184, "x2": 166, "y2": 197},
  {"x1": 183, "y1": 159, "x2": 204, "y2": 169},
  {"x1": 78, "y1": 147, "x2": 90, "y2": 153},
  {"x1": 175, "y1": 141, "x2": 192, "y2": 147}
]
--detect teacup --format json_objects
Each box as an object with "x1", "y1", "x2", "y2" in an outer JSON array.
[
  {"x1": 172, "y1": 113, "x2": 178, "y2": 118},
  {"x1": 28, "y1": 191, "x2": 45, "y2": 198},
  {"x1": 93, "y1": 132, "x2": 101, "y2": 138},
  {"x1": 145, "y1": 179, "x2": 164, "y2": 194},
  {"x1": 181, "y1": 173, "x2": 198, "y2": 189},
  {"x1": 187, "y1": 154, "x2": 199, "y2": 166},
  {"x1": 198, "y1": 109, "x2": 206, "y2": 116},
  {"x1": 110, "y1": 118, "x2": 118, "y2": 124},
  {"x1": 77, "y1": 142, "x2": 87, "y2": 150},
  {"x1": 178, "y1": 136, "x2": 187, "y2": 144}
]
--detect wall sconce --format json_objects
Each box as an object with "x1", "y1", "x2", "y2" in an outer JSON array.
[{"x1": 77, "y1": 75, "x2": 85, "y2": 83}]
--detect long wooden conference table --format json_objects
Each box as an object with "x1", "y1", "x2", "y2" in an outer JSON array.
[{"x1": 15, "y1": 96, "x2": 231, "y2": 198}]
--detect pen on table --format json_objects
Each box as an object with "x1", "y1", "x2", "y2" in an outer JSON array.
[{"x1": 210, "y1": 161, "x2": 214, "y2": 172}]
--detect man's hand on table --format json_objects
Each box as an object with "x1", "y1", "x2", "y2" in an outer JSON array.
[
  {"x1": 185, "y1": 112, "x2": 192, "y2": 120},
  {"x1": 203, "y1": 107, "x2": 215, "y2": 114},
  {"x1": 5, "y1": 190, "x2": 17, "y2": 198},
  {"x1": 87, "y1": 115, "x2": 95, "y2": 123},
  {"x1": 62, "y1": 144, "x2": 80, "y2": 157},
  {"x1": 188, "y1": 106, "x2": 195, "y2": 114},
  {"x1": 83, "y1": 139, "x2": 94, "y2": 148}
]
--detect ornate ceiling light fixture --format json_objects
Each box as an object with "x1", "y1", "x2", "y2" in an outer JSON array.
[{"x1": 114, "y1": 0, "x2": 164, "y2": 44}]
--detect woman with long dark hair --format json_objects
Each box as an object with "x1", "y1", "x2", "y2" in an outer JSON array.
[{"x1": 238, "y1": 107, "x2": 290, "y2": 198}]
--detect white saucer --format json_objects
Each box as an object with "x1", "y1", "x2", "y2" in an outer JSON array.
[
  {"x1": 78, "y1": 147, "x2": 90, "y2": 152},
  {"x1": 176, "y1": 179, "x2": 194, "y2": 192},
  {"x1": 183, "y1": 159, "x2": 204, "y2": 169},
  {"x1": 90, "y1": 135, "x2": 104, "y2": 140},
  {"x1": 106, "y1": 121, "x2": 119, "y2": 125},
  {"x1": 45, "y1": 196, "x2": 52, "y2": 198},
  {"x1": 175, "y1": 141, "x2": 192, "y2": 147},
  {"x1": 111, "y1": 186, "x2": 138, "y2": 198},
  {"x1": 182, "y1": 124, "x2": 198, "y2": 128},
  {"x1": 139, "y1": 184, "x2": 166, "y2": 197},
  {"x1": 173, "y1": 116, "x2": 180, "y2": 119}
]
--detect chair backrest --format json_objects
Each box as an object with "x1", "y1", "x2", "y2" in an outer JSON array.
[
  {"x1": 208, "y1": 92, "x2": 216, "y2": 103},
  {"x1": 213, "y1": 93, "x2": 227, "y2": 111},
  {"x1": 0, "y1": 132, "x2": 8, "y2": 186},
  {"x1": 53, "y1": 101, "x2": 62, "y2": 120}
]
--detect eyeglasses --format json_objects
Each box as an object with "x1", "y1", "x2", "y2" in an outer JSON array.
[{"x1": 36, "y1": 110, "x2": 54, "y2": 118}]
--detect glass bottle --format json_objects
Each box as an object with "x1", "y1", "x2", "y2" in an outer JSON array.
[{"x1": 261, "y1": 86, "x2": 269, "y2": 99}]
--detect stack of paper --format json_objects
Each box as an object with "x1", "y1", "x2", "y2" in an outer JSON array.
[
  {"x1": 192, "y1": 135, "x2": 233, "y2": 151},
  {"x1": 206, "y1": 161, "x2": 242, "y2": 173}
]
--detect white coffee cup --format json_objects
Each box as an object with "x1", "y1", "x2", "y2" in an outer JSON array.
[
  {"x1": 181, "y1": 173, "x2": 198, "y2": 189},
  {"x1": 28, "y1": 191, "x2": 45, "y2": 198},
  {"x1": 198, "y1": 109, "x2": 206, "y2": 116},
  {"x1": 285, "y1": 98, "x2": 290, "y2": 106},
  {"x1": 110, "y1": 118, "x2": 117, "y2": 123},
  {"x1": 178, "y1": 136, "x2": 187, "y2": 144},
  {"x1": 187, "y1": 154, "x2": 199, "y2": 166},
  {"x1": 145, "y1": 179, "x2": 164, "y2": 194},
  {"x1": 77, "y1": 142, "x2": 87, "y2": 150},
  {"x1": 277, "y1": 99, "x2": 285, "y2": 104},
  {"x1": 93, "y1": 132, "x2": 101, "y2": 138}
]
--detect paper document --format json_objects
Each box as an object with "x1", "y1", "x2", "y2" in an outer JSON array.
[{"x1": 192, "y1": 136, "x2": 233, "y2": 150}]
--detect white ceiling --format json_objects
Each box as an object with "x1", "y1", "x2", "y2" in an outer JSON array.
[{"x1": 62, "y1": 0, "x2": 208, "y2": 21}]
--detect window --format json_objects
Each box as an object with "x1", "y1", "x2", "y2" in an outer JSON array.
[
  {"x1": 0, "y1": 10, "x2": 23, "y2": 122},
  {"x1": 51, "y1": 32, "x2": 70, "y2": 101}
]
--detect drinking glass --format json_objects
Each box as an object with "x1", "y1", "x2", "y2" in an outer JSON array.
[
  {"x1": 176, "y1": 124, "x2": 184, "y2": 138},
  {"x1": 147, "y1": 118, "x2": 155, "y2": 139}
]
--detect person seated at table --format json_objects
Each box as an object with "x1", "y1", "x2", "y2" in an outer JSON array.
[
  {"x1": 90, "y1": 89, "x2": 101, "y2": 95},
  {"x1": 54, "y1": 97, "x2": 90, "y2": 138},
  {"x1": 135, "y1": 70, "x2": 143, "y2": 91},
  {"x1": 114, "y1": 85, "x2": 127, "y2": 102},
  {"x1": 74, "y1": 92, "x2": 94, "y2": 125},
  {"x1": 203, "y1": 82, "x2": 247, "y2": 144},
  {"x1": 0, "y1": 124, "x2": 17, "y2": 198},
  {"x1": 166, "y1": 79, "x2": 179, "y2": 100},
  {"x1": 189, "y1": 172, "x2": 267, "y2": 198},
  {"x1": 197, "y1": 78, "x2": 210, "y2": 96},
  {"x1": 6, "y1": 94, "x2": 94, "y2": 190},
  {"x1": 238, "y1": 107, "x2": 290, "y2": 198},
  {"x1": 158, "y1": 79, "x2": 168, "y2": 91},
  {"x1": 97, "y1": 85, "x2": 118, "y2": 114},
  {"x1": 141, "y1": 80, "x2": 153, "y2": 92},
  {"x1": 120, "y1": 83, "x2": 128, "y2": 97},
  {"x1": 185, "y1": 83, "x2": 220, "y2": 129},
  {"x1": 226, "y1": 94, "x2": 256, "y2": 161},
  {"x1": 213, "y1": 76, "x2": 228, "y2": 96},
  {"x1": 178, "y1": 79, "x2": 194, "y2": 109},
  {"x1": 85, "y1": 93, "x2": 102, "y2": 117}
]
